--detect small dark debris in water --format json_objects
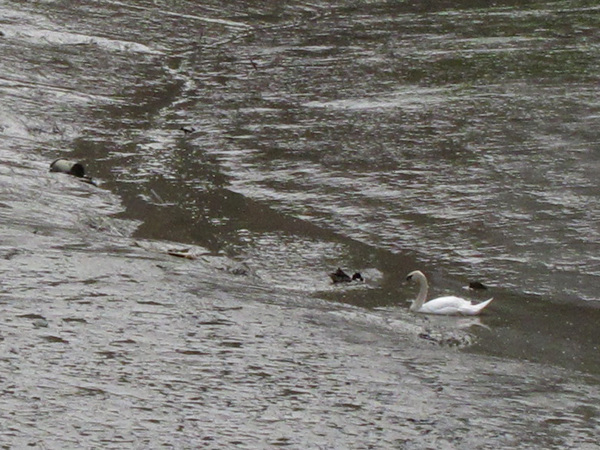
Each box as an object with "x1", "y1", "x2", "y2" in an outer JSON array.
[
  {"x1": 271, "y1": 437, "x2": 292, "y2": 447},
  {"x1": 330, "y1": 267, "x2": 364, "y2": 283},
  {"x1": 62, "y1": 317, "x2": 88, "y2": 324},
  {"x1": 3, "y1": 249, "x2": 20, "y2": 260},
  {"x1": 97, "y1": 351, "x2": 121, "y2": 359},
  {"x1": 214, "y1": 264, "x2": 249, "y2": 276},
  {"x1": 176, "y1": 349, "x2": 210, "y2": 356},
  {"x1": 167, "y1": 248, "x2": 197, "y2": 260},
  {"x1": 180, "y1": 126, "x2": 196, "y2": 134},
  {"x1": 198, "y1": 319, "x2": 234, "y2": 326},
  {"x1": 220, "y1": 341, "x2": 243, "y2": 348},
  {"x1": 17, "y1": 313, "x2": 46, "y2": 320},
  {"x1": 77, "y1": 386, "x2": 106, "y2": 397},
  {"x1": 334, "y1": 402, "x2": 363, "y2": 410},
  {"x1": 213, "y1": 306, "x2": 243, "y2": 312},
  {"x1": 41, "y1": 335, "x2": 69, "y2": 344},
  {"x1": 469, "y1": 281, "x2": 488, "y2": 290},
  {"x1": 407, "y1": 417, "x2": 437, "y2": 425},
  {"x1": 49, "y1": 158, "x2": 97, "y2": 186},
  {"x1": 280, "y1": 387, "x2": 308, "y2": 397},
  {"x1": 229, "y1": 267, "x2": 248, "y2": 276},
  {"x1": 418, "y1": 332, "x2": 436, "y2": 342},
  {"x1": 136, "y1": 300, "x2": 166, "y2": 306},
  {"x1": 110, "y1": 338, "x2": 137, "y2": 345}
]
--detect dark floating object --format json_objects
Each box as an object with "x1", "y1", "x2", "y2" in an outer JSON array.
[
  {"x1": 50, "y1": 158, "x2": 97, "y2": 185},
  {"x1": 180, "y1": 126, "x2": 196, "y2": 134},
  {"x1": 50, "y1": 158, "x2": 85, "y2": 177},
  {"x1": 41, "y1": 335, "x2": 69, "y2": 344},
  {"x1": 330, "y1": 267, "x2": 364, "y2": 284},
  {"x1": 167, "y1": 248, "x2": 197, "y2": 260},
  {"x1": 469, "y1": 281, "x2": 488, "y2": 290}
]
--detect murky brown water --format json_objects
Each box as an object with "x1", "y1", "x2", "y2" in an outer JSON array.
[{"x1": 1, "y1": 0, "x2": 600, "y2": 447}]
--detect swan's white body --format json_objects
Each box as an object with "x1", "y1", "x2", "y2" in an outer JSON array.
[{"x1": 406, "y1": 270, "x2": 493, "y2": 316}]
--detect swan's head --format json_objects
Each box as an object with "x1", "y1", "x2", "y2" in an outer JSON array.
[{"x1": 406, "y1": 270, "x2": 426, "y2": 283}]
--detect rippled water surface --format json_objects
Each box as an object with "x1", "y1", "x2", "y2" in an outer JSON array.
[{"x1": 1, "y1": 0, "x2": 600, "y2": 447}]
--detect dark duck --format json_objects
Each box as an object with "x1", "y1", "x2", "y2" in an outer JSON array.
[{"x1": 330, "y1": 268, "x2": 364, "y2": 284}]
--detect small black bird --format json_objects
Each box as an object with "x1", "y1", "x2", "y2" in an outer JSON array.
[
  {"x1": 468, "y1": 281, "x2": 488, "y2": 290},
  {"x1": 330, "y1": 268, "x2": 364, "y2": 283},
  {"x1": 180, "y1": 126, "x2": 195, "y2": 134}
]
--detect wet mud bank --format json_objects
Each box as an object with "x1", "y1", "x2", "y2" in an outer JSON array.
[
  {"x1": 2, "y1": 117, "x2": 598, "y2": 450},
  {"x1": 1, "y1": 171, "x2": 599, "y2": 448}
]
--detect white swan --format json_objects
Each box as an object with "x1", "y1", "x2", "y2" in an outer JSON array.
[{"x1": 406, "y1": 270, "x2": 493, "y2": 315}]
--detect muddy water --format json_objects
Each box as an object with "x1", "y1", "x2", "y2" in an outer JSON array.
[{"x1": 1, "y1": 0, "x2": 600, "y2": 448}]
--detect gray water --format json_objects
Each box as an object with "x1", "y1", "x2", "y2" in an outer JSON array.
[{"x1": 1, "y1": 0, "x2": 600, "y2": 448}]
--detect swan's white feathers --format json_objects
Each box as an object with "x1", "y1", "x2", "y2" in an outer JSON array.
[
  {"x1": 417, "y1": 296, "x2": 493, "y2": 315},
  {"x1": 406, "y1": 270, "x2": 493, "y2": 316}
]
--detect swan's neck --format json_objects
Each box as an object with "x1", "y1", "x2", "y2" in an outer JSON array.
[{"x1": 410, "y1": 277, "x2": 428, "y2": 311}]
